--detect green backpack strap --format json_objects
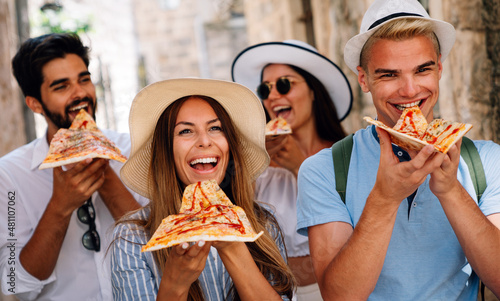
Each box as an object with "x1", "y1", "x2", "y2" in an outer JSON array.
[
  {"x1": 331, "y1": 134, "x2": 354, "y2": 203},
  {"x1": 460, "y1": 137, "x2": 487, "y2": 200}
]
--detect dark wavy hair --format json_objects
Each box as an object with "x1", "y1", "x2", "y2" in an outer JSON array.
[
  {"x1": 11, "y1": 33, "x2": 90, "y2": 102},
  {"x1": 291, "y1": 65, "x2": 347, "y2": 143},
  {"x1": 261, "y1": 64, "x2": 347, "y2": 143}
]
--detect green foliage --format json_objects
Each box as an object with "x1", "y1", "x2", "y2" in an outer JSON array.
[{"x1": 31, "y1": 6, "x2": 93, "y2": 36}]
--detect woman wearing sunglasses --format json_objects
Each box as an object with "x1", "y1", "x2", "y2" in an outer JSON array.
[
  {"x1": 111, "y1": 78, "x2": 295, "y2": 300},
  {"x1": 232, "y1": 40, "x2": 353, "y2": 301}
]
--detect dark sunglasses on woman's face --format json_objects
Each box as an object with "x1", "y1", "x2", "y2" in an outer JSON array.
[
  {"x1": 256, "y1": 76, "x2": 297, "y2": 100},
  {"x1": 77, "y1": 198, "x2": 101, "y2": 252}
]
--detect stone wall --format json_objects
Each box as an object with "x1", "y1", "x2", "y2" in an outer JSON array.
[
  {"x1": 0, "y1": 0, "x2": 26, "y2": 158},
  {"x1": 243, "y1": 0, "x2": 307, "y2": 43},
  {"x1": 436, "y1": 0, "x2": 493, "y2": 140},
  {"x1": 132, "y1": 0, "x2": 247, "y2": 83}
]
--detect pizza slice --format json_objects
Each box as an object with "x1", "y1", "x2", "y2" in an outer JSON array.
[
  {"x1": 265, "y1": 116, "x2": 292, "y2": 136},
  {"x1": 39, "y1": 109, "x2": 127, "y2": 169},
  {"x1": 364, "y1": 106, "x2": 472, "y2": 153},
  {"x1": 142, "y1": 180, "x2": 264, "y2": 252},
  {"x1": 392, "y1": 107, "x2": 428, "y2": 138},
  {"x1": 69, "y1": 108, "x2": 99, "y2": 131}
]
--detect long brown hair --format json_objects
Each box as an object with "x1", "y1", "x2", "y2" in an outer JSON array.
[
  {"x1": 289, "y1": 65, "x2": 347, "y2": 143},
  {"x1": 122, "y1": 95, "x2": 295, "y2": 300}
]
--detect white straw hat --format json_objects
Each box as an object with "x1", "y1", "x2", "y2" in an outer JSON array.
[
  {"x1": 231, "y1": 40, "x2": 353, "y2": 121},
  {"x1": 120, "y1": 78, "x2": 270, "y2": 199},
  {"x1": 344, "y1": 0, "x2": 456, "y2": 74}
]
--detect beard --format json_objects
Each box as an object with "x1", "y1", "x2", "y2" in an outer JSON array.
[{"x1": 40, "y1": 97, "x2": 97, "y2": 129}]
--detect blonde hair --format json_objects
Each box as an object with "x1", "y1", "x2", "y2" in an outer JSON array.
[
  {"x1": 360, "y1": 18, "x2": 441, "y2": 72},
  {"x1": 121, "y1": 95, "x2": 295, "y2": 300}
]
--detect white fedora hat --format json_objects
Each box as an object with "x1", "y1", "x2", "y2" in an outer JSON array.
[
  {"x1": 344, "y1": 0, "x2": 456, "y2": 74},
  {"x1": 231, "y1": 40, "x2": 353, "y2": 121},
  {"x1": 121, "y1": 78, "x2": 270, "y2": 199}
]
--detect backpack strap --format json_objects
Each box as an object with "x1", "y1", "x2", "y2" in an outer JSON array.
[
  {"x1": 331, "y1": 134, "x2": 354, "y2": 203},
  {"x1": 460, "y1": 137, "x2": 487, "y2": 200},
  {"x1": 459, "y1": 136, "x2": 487, "y2": 301}
]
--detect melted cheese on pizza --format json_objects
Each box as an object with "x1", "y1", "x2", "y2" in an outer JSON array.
[
  {"x1": 393, "y1": 107, "x2": 428, "y2": 138},
  {"x1": 142, "y1": 180, "x2": 263, "y2": 252},
  {"x1": 39, "y1": 109, "x2": 127, "y2": 169}
]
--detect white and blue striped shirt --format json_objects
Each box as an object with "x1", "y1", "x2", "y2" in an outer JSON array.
[{"x1": 111, "y1": 207, "x2": 290, "y2": 300}]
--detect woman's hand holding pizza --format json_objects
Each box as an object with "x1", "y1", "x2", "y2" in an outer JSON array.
[
  {"x1": 268, "y1": 135, "x2": 306, "y2": 177},
  {"x1": 158, "y1": 241, "x2": 212, "y2": 299},
  {"x1": 265, "y1": 134, "x2": 288, "y2": 157}
]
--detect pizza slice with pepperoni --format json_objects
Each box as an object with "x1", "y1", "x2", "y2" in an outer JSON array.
[
  {"x1": 142, "y1": 180, "x2": 263, "y2": 252},
  {"x1": 39, "y1": 109, "x2": 127, "y2": 169}
]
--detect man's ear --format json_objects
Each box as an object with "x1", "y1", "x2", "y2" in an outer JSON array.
[
  {"x1": 25, "y1": 96, "x2": 43, "y2": 115},
  {"x1": 357, "y1": 66, "x2": 370, "y2": 93}
]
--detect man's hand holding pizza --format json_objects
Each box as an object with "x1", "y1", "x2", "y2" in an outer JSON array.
[
  {"x1": 428, "y1": 140, "x2": 462, "y2": 200},
  {"x1": 372, "y1": 128, "x2": 445, "y2": 206},
  {"x1": 51, "y1": 158, "x2": 108, "y2": 215}
]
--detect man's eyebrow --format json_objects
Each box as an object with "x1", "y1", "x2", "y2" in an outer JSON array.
[
  {"x1": 373, "y1": 61, "x2": 437, "y2": 75},
  {"x1": 49, "y1": 78, "x2": 69, "y2": 88},
  {"x1": 79, "y1": 71, "x2": 91, "y2": 77},
  {"x1": 416, "y1": 60, "x2": 436, "y2": 70},
  {"x1": 374, "y1": 68, "x2": 398, "y2": 74},
  {"x1": 48, "y1": 71, "x2": 91, "y2": 88}
]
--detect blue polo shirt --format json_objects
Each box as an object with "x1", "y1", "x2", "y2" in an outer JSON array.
[{"x1": 296, "y1": 125, "x2": 500, "y2": 300}]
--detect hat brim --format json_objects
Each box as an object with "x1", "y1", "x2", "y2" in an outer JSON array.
[
  {"x1": 121, "y1": 78, "x2": 270, "y2": 199},
  {"x1": 231, "y1": 42, "x2": 353, "y2": 121},
  {"x1": 344, "y1": 16, "x2": 456, "y2": 75}
]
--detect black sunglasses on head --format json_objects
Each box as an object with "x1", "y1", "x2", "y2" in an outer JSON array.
[
  {"x1": 77, "y1": 198, "x2": 100, "y2": 252},
  {"x1": 256, "y1": 76, "x2": 297, "y2": 100}
]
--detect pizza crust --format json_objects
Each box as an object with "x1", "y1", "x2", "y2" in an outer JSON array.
[
  {"x1": 143, "y1": 231, "x2": 264, "y2": 252},
  {"x1": 39, "y1": 109, "x2": 127, "y2": 169},
  {"x1": 39, "y1": 152, "x2": 126, "y2": 169}
]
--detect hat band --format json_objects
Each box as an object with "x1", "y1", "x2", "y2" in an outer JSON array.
[{"x1": 368, "y1": 12, "x2": 423, "y2": 30}]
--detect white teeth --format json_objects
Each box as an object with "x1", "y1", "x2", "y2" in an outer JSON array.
[
  {"x1": 273, "y1": 105, "x2": 291, "y2": 113},
  {"x1": 70, "y1": 103, "x2": 88, "y2": 111},
  {"x1": 190, "y1": 157, "x2": 217, "y2": 165},
  {"x1": 395, "y1": 100, "x2": 422, "y2": 110}
]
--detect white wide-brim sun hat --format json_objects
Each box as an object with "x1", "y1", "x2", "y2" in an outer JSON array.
[
  {"x1": 344, "y1": 0, "x2": 456, "y2": 75},
  {"x1": 231, "y1": 40, "x2": 353, "y2": 121},
  {"x1": 120, "y1": 78, "x2": 270, "y2": 199}
]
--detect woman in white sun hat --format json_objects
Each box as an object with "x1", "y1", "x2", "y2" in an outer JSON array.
[
  {"x1": 232, "y1": 40, "x2": 353, "y2": 301},
  {"x1": 110, "y1": 78, "x2": 295, "y2": 300}
]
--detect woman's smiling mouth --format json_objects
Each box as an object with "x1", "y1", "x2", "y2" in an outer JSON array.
[{"x1": 189, "y1": 157, "x2": 218, "y2": 171}]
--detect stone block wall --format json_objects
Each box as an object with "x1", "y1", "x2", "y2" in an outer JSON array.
[{"x1": 0, "y1": 0, "x2": 26, "y2": 158}]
